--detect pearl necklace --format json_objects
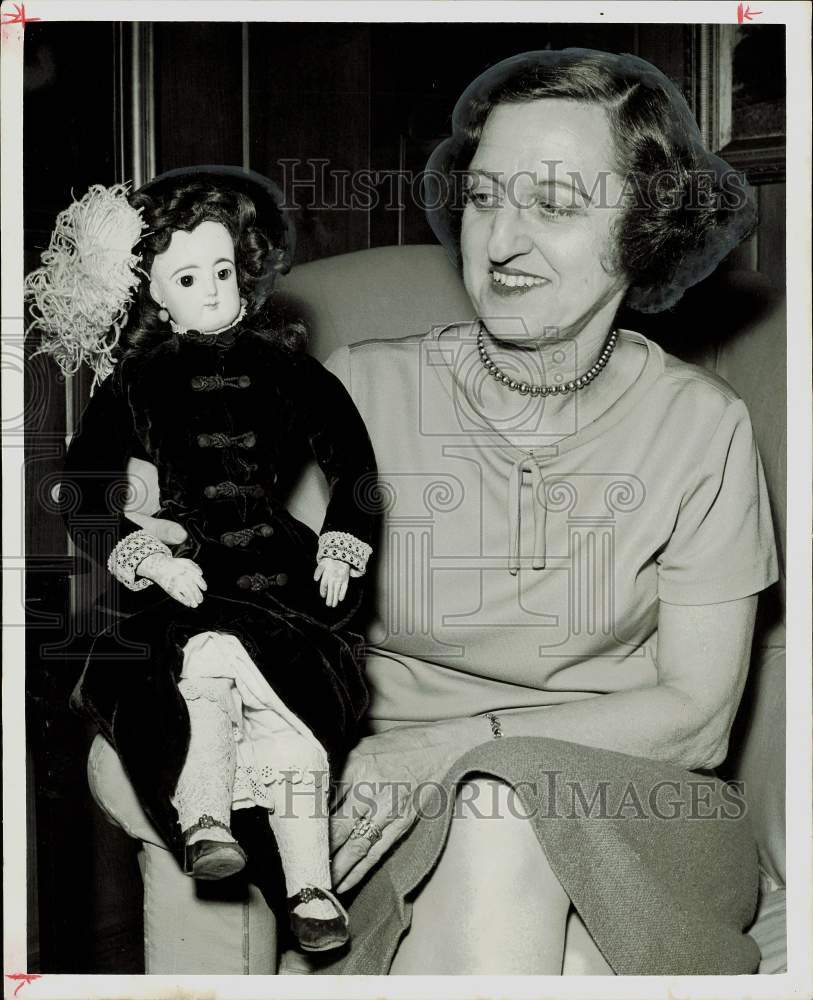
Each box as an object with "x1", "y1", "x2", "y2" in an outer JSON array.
[
  {"x1": 170, "y1": 302, "x2": 247, "y2": 338},
  {"x1": 476, "y1": 326, "x2": 618, "y2": 396}
]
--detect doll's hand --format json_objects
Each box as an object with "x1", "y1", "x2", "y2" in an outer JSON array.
[
  {"x1": 136, "y1": 552, "x2": 207, "y2": 608},
  {"x1": 126, "y1": 512, "x2": 188, "y2": 546},
  {"x1": 313, "y1": 558, "x2": 354, "y2": 608}
]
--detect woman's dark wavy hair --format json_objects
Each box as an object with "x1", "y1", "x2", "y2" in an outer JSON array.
[
  {"x1": 120, "y1": 179, "x2": 306, "y2": 356},
  {"x1": 424, "y1": 49, "x2": 757, "y2": 312}
]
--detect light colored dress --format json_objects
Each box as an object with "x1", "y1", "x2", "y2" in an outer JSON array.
[{"x1": 309, "y1": 323, "x2": 777, "y2": 728}]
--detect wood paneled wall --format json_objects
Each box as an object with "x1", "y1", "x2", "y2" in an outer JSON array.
[
  {"x1": 155, "y1": 23, "x2": 244, "y2": 167},
  {"x1": 249, "y1": 24, "x2": 372, "y2": 261}
]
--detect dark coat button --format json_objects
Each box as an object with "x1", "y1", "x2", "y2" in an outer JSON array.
[
  {"x1": 236, "y1": 572, "x2": 287, "y2": 591},
  {"x1": 205, "y1": 482, "x2": 263, "y2": 499},
  {"x1": 199, "y1": 431, "x2": 256, "y2": 449},
  {"x1": 191, "y1": 375, "x2": 251, "y2": 391},
  {"x1": 221, "y1": 525, "x2": 274, "y2": 547},
  {"x1": 204, "y1": 482, "x2": 238, "y2": 499}
]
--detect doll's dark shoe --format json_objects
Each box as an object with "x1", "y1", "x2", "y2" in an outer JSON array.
[
  {"x1": 183, "y1": 839, "x2": 247, "y2": 880},
  {"x1": 288, "y1": 886, "x2": 350, "y2": 952},
  {"x1": 181, "y1": 815, "x2": 247, "y2": 880}
]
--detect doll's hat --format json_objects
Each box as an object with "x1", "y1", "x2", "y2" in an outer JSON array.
[{"x1": 136, "y1": 164, "x2": 296, "y2": 294}]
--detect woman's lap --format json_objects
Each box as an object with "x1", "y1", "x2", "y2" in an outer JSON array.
[{"x1": 315, "y1": 736, "x2": 760, "y2": 976}]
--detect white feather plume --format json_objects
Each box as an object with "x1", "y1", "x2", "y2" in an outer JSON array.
[{"x1": 24, "y1": 182, "x2": 146, "y2": 390}]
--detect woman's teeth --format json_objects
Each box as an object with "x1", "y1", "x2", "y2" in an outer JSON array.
[{"x1": 491, "y1": 270, "x2": 546, "y2": 288}]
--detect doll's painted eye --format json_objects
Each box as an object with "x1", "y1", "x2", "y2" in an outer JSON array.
[
  {"x1": 178, "y1": 274, "x2": 195, "y2": 288},
  {"x1": 217, "y1": 267, "x2": 233, "y2": 281}
]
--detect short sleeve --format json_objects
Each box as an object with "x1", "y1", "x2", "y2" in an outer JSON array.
[{"x1": 657, "y1": 397, "x2": 779, "y2": 605}]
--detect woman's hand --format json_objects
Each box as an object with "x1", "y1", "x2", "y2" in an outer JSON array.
[
  {"x1": 314, "y1": 557, "x2": 361, "y2": 607},
  {"x1": 136, "y1": 552, "x2": 207, "y2": 608},
  {"x1": 329, "y1": 720, "x2": 473, "y2": 893}
]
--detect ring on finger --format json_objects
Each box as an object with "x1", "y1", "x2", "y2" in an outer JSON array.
[{"x1": 350, "y1": 817, "x2": 383, "y2": 845}]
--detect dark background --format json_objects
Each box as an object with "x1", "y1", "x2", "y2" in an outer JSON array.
[{"x1": 22, "y1": 20, "x2": 786, "y2": 972}]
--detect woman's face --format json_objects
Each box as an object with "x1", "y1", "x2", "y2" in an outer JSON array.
[
  {"x1": 461, "y1": 99, "x2": 630, "y2": 344},
  {"x1": 149, "y1": 220, "x2": 241, "y2": 332}
]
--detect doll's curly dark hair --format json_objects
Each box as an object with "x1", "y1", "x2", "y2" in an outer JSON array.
[
  {"x1": 424, "y1": 49, "x2": 757, "y2": 313},
  {"x1": 121, "y1": 179, "x2": 306, "y2": 353}
]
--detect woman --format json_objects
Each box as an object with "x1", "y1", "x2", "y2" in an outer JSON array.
[{"x1": 299, "y1": 49, "x2": 777, "y2": 975}]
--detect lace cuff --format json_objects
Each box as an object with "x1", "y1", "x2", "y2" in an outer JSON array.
[
  {"x1": 317, "y1": 530, "x2": 372, "y2": 574},
  {"x1": 107, "y1": 530, "x2": 172, "y2": 591}
]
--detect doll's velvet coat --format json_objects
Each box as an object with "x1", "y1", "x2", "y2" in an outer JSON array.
[{"x1": 61, "y1": 322, "x2": 378, "y2": 876}]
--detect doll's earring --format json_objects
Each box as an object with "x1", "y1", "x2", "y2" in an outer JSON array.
[{"x1": 158, "y1": 303, "x2": 170, "y2": 323}]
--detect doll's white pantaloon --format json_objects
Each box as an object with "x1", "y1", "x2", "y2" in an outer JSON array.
[{"x1": 170, "y1": 631, "x2": 332, "y2": 894}]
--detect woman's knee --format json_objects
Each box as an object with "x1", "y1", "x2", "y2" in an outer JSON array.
[
  {"x1": 396, "y1": 777, "x2": 571, "y2": 973},
  {"x1": 445, "y1": 777, "x2": 545, "y2": 874}
]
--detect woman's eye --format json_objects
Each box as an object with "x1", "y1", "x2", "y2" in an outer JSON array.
[
  {"x1": 537, "y1": 201, "x2": 576, "y2": 219},
  {"x1": 217, "y1": 267, "x2": 233, "y2": 281},
  {"x1": 178, "y1": 274, "x2": 195, "y2": 288},
  {"x1": 465, "y1": 189, "x2": 501, "y2": 209}
]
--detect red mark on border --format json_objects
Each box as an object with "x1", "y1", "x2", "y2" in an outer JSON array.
[
  {"x1": 5, "y1": 974, "x2": 42, "y2": 997},
  {"x1": 1, "y1": 4, "x2": 41, "y2": 27},
  {"x1": 737, "y1": 2, "x2": 763, "y2": 23}
]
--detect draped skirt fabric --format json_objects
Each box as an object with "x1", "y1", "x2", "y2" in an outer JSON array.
[{"x1": 316, "y1": 736, "x2": 761, "y2": 976}]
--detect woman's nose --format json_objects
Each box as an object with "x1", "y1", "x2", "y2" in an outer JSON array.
[{"x1": 487, "y1": 205, "x2": 534, "y2": 264}]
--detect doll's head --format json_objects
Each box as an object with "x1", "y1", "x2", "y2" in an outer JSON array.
[
  {"x1": 148, "y1": 219, "x2": 243, "y2": 335},
  {"x1": 125, "y1": 179, "x2": 288, "y2": 345},
  {"x1": 25, "y1": 171, "x2": 302, "y2": 388}
]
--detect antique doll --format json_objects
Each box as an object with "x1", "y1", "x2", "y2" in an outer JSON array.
[{"x1": 25, "y1": 167, "x2": 379, "y2": 952}]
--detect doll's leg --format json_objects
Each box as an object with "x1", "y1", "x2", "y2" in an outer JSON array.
[
  {"x1": 264, "y1": 743, "x2": 334, "y2": 919},
  {"x1": 266, "y1": 758, "x2": 349, "y2": 952},
  {"x1": 259, "y1": 729, "x2": 350, "y2": 952},
  {"x1": 172, "y1": 678, "x2": 246, "y2": 878}
]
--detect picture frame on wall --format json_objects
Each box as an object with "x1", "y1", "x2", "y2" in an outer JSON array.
[{"x1": 689, "y1": 23, "x2": 786, "y2": 184}]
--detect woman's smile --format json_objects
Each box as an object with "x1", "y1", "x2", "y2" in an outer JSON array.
[{"x1": 490, "y1": 267, "x2": 549, "y2": 293}]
